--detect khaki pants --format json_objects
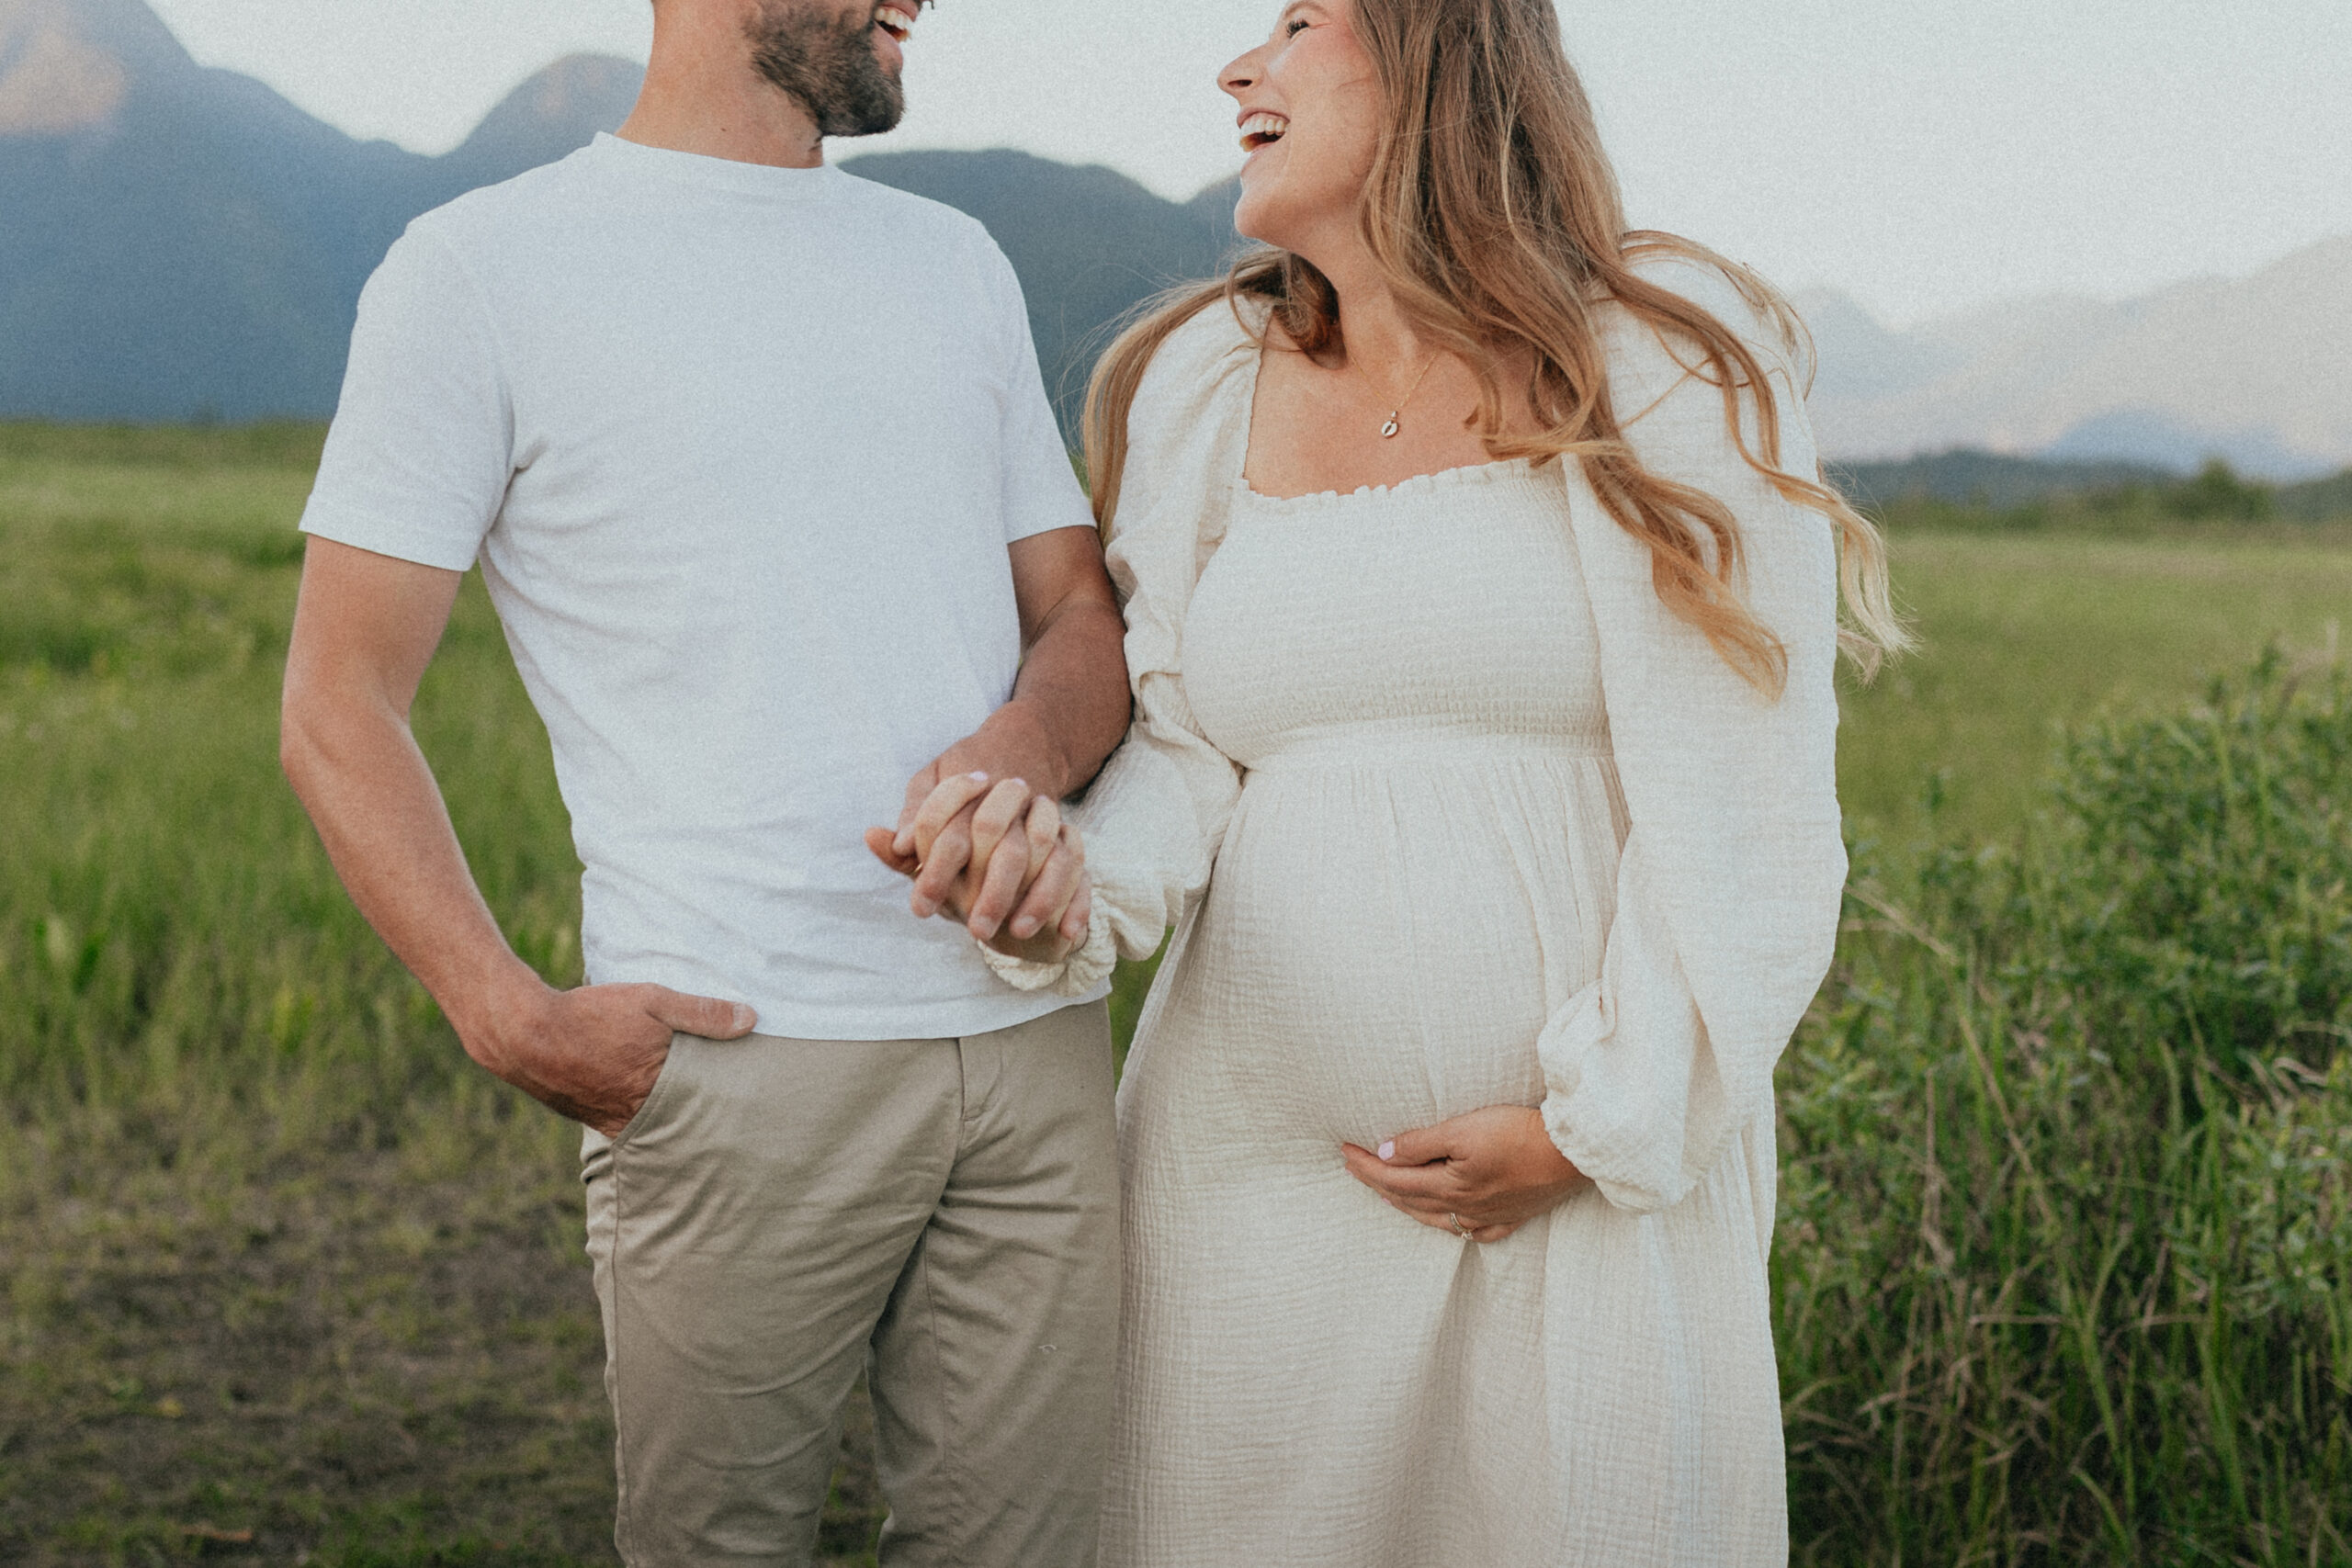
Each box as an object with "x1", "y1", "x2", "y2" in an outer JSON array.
[{"x1": 581, "y1": 1001, "x2": 1119, "y2": 1567}]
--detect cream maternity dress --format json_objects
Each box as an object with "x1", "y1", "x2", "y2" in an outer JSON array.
[{"x1": 989, "y1": 256, "x2": 1847, "y2": 1567}]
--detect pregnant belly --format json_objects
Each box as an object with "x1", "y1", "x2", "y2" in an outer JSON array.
[{"x1": 1142, "y1": 763, "x2": 1612, "y2": 1152}]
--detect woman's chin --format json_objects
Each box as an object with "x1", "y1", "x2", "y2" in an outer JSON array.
[
  {"x1": 1233, "y1": 164, "x2": 1365, "y2": 258},
  {"x1": 1230, "y1": 185, "x2": 1290, "y2": 251}
]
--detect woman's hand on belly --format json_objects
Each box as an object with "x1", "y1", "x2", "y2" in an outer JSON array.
[{"x1": 1341, "y1": 1107, "x2": 1589, "y2": 1243}]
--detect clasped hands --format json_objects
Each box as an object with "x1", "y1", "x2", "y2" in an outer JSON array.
[
  {"x1": 864, "y1": 755, "x2": 1092, "y2": 966},
  {"x1": 858, "y1": 743, "x2": 1581, "y2": 1247}
]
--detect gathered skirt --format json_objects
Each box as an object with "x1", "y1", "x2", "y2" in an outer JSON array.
[{"x1": 1100, "y1": 736, "x2": 1788, "y2": 1567}]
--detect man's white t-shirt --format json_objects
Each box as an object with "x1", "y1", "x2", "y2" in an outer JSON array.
[{"x1": 301, "y1": 133, "x2": 1107, "y2": 1041}]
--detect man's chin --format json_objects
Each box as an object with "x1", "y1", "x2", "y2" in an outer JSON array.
[
  {"x1": 810, "y1": 72, "x2": 904, "y2": 139},
  {"x1": 826, "y1": 104, "x2": 906, "y2": 138},
  {"x1": 826, "y1": 53, "x2": 905, "y2": 137}
]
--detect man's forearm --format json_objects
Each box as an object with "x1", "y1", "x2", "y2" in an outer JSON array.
[
  {"x1": 872, "y1": 528, "x2": 1127, "y2": 937},
  {"x1": 981, "y1": 595, "x2": 1131, "y2": 799},
  {"x1": 282, "y1": 539, "x2": 753, "y2": 1132},
  {"x1": 280, "y1": 694, "x2": 543, "y2": 1052}
]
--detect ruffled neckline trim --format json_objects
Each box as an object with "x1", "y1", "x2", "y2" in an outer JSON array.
[{"x1": 1237, "y1": 456, "x2": 1542, "y2": 514}]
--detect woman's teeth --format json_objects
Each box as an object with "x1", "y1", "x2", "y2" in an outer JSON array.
[
  {"x1": 1239, "y1": 113, "x2": 1290, "y2": 153},
  {"x1": 875, "y1": 4, "x2": 915, "y2": 42}
]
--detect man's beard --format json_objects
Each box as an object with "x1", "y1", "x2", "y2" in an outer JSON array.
[{"x1": 746, "y1": 2, "x2": 905, "y2": 139}]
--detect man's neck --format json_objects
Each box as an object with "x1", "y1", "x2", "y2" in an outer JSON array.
[{"x1": 618, "y1": 4, "x2": 825, "y2": 170}]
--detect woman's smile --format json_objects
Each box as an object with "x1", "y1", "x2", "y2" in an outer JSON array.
[{"x1": 1239, "y1": 111, "x2": 1292, "y2": 155}]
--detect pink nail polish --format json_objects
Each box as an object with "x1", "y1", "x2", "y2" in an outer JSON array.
[{"x1": 1377, "y1": 1141, "x2": 1396, "y2": 1161}]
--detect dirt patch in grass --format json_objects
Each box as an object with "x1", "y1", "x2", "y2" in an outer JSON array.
[{"x1": 0, "y1": 1111, "x2": 888, "y2": 1566}]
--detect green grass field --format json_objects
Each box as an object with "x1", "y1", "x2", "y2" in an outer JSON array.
[
  {"x1": 2, "y1": 424, "x2": 2347, "y2": 1563},
  {"x1": 1840, "y1": 531, "x2": 2352, "y2": 849}
]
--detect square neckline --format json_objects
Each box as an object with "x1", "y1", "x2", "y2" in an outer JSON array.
[{"x1": 1235, "y1": 334, "x2": 1532, "y2": 507}]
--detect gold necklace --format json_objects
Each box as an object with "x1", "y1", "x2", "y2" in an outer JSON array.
[{"x1": 1378, "y1": 352, "x2": 1440, "y2": 439}]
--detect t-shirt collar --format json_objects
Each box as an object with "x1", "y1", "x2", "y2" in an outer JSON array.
[{"x1": 588, "y1": 131, "x2": 842, "y2": 202}]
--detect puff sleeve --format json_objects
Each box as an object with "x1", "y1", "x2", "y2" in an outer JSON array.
[
  {"x1": 980, "y1": 303, "x2": 1262, "y2": 995},
  {"x1": 1535, "y1": 257, "x2": 1848, "y2": 1213}
]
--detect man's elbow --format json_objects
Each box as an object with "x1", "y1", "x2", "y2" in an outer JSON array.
[
  {"x1": 1077, "y1": 610, "x2": 1135, "y2": 790},
  {"x1": 278, "y1": 684, "x2": 323, "y2": 799},
  {"x1": 277, "y1": 660, "x2": 353, "y2": 806},
  {"x1": 1078, "y1": 600, "x2": 1132, "y2": 713}
]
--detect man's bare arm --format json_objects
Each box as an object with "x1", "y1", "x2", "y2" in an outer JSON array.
[
  {"x1": 989, "y1": 524, "x2": 1135, "y2": 802},
  {"x1": 281, "y1": 537, "x2": 753, "y2": 1134},
  {"x1": 870, "y1": 526, "x2": 1130, "y2": 946}
]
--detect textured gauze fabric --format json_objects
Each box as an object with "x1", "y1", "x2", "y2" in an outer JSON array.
[{"x1": 989, "y1": 254, "x2": 1843, "y2": 1567}]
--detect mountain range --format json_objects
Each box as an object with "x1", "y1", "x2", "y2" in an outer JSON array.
[
  {"x1": 1798, "y1": 235, "x2": 2352, "y2": 479},
  {"x1": 4, "y1": 0, "x2": 2346, "y2": 479},
  {"x1": 0, "y1": 0, "x2": 1237, "y2": 432}
]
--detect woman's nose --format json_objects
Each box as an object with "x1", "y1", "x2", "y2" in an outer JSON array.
[{"x1": 1219, "y1": 51, "x2": 1261, "y2": 99}]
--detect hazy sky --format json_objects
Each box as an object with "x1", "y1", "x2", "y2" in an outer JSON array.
[{"x1": 144, "y1": 0, "x2": 2352, "y2": 327}]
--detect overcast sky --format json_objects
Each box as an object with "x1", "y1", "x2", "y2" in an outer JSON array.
[{"x1": 145, "y1": 0, "x2": 2352, "y2": 327}]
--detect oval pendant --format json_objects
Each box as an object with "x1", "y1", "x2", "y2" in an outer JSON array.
[{"x1": 1380, "y1": 416, "x2": 1400, "y2": 439}]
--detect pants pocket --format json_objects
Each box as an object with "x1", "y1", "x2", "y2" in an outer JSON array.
[{"x1": 609, "y1": 1031, "x2": 695, "y2": 1152}]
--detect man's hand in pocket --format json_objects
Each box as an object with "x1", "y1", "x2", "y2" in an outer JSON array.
[{"x1": 457, "y1": 979, "x2": 758, "y2": 1136}]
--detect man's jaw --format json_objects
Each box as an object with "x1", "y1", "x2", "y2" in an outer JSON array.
[{"x1": 744, "y1": 0, "x2": 910, "y2": 140}]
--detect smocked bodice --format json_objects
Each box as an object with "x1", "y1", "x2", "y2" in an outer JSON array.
[{"x1": 1180, "y1": 458, "x2": 1610, "y2": 773}]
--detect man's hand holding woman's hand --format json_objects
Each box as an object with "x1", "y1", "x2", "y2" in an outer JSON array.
[{"x1": 865, "y1": 764, "x2": 1091, "y2": 965}]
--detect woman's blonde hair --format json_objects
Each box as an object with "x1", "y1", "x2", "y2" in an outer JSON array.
[{"x1": 1083, "y1": 0, "x2": 1906, "y2": 689}]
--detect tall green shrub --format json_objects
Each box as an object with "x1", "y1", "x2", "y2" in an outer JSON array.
[{"x1": 1780, "y1": 655, "x2": 2352, "y2": 1564}]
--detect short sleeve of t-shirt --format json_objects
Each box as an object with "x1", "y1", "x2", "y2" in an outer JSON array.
[
  {"x1": 982, "y1": 242, "x2": 1095, "y2": 545},
  {"x1": 300, "y1": 227, "x2": 514, "y2": 571}
]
